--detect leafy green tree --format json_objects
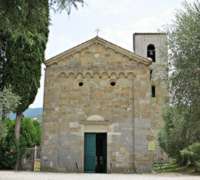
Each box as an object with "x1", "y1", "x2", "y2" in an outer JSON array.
[
  {"x1": 159, "y1": 0, "x2": 200, "y2": 166},
  {"x1": 50, "y1": 0, "x2": 84, "y2": 13},
  {"x1": 0, "y1": 87, "x2": 20, "y2": 119},
  {"x1": 0, "y1": 118, "x2": 41, "y2": 169},
  {"x1": 169, "y1": 1, "x2": 200, "y2": 108},
  {"x1": 0, "y1": 87, "x2": 20, "y2": 139}
]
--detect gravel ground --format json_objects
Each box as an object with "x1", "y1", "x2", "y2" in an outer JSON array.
[{"x1": 0, "y1": 171, "x2": 200, "y2": 180}]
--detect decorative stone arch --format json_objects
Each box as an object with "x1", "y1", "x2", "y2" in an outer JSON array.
[
  {"x1": 87, "y1": 115, "x2": 105, "y2": 121},
  {"x1": 119, "y1": 72, "x2": 126, "y2": 79},
  {"x1": 76, "y1": 73, "x2": 84, "y2": 79},
  {"x1": 93, "y1": 72, "x2": 100, "y2": 79},
  {"x1": 85, "y1": 72, "x2": 92, "y2": 79},
  {"x1": 68, "y1": 72, "x2": 76, "y2": 79},
  {"x1": 101, "y1": 72, "x2": 109, "y2": 79},
  {"x1": 110, "y1": 72, "x2": 118, "y2": 79},
  {"x1": 57, "y1": 72, "x2": 67, "y2": 78}
]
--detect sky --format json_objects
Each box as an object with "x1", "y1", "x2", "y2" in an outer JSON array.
[{"x1": 30, "y1": 0, "x2": 188, "y2": 108}]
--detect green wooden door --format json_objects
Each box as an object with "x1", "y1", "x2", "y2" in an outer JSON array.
[{"x1": 84, "y1": 133, "x2": 96, "y2": 173}]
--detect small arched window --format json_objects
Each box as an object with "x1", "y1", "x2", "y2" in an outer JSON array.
[{"x1": 147, "y1": 44, "x2": 156, "y2": 62}]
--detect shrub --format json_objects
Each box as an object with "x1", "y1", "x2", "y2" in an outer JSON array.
[
  {"x1": 159, "y1": 106, "x2": 189, "y2": 164},
  {"x1": 0, "y1": 118, "x2": 41, "y2": 169},
  {"x1": 159, "y1": 106, "x2": 200, "y2": 166},
  {"x1": 180, "y1": 143, "x2": 200, "y2": 172}
]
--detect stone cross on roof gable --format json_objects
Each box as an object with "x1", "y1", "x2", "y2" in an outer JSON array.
[{"x1": 95, "y1": 28, "x2": 100, "y2": 36}]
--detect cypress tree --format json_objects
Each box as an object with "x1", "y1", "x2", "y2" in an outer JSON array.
[
  {"x1": 0, "y1": 0, "x2": 83, "y2": 169},
  {"x1": 1, "y1": 0, "x2": 49, "y2": 169}
]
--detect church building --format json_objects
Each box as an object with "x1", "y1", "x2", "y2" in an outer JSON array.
[{"x1": 41, "y1": 33, "x2": 168, "y2": 173}]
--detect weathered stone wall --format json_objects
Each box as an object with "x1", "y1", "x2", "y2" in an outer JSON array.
[
  {"x1": 133, "y1": 33, "x2": 169, "y2": 161},
  {"x1": 41, "y1": 39, "x2": 155, "y2": 173}
]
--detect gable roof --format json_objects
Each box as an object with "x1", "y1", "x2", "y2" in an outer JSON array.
[{"x1": 45, "y1": 36, "x2": 152, "y2": 66}]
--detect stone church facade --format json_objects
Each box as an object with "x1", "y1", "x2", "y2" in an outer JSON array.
[{"x1": 41, "y1": 33, "x2": 168, "y2": 173}]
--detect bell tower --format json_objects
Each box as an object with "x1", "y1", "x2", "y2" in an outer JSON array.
[{"x1": 133, "y1": 33, "x2": 169, "y2": 161}]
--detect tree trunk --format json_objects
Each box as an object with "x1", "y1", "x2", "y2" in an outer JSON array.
[{"x1": 15, "y1": 111, "x2": 23, "y2": 170}]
